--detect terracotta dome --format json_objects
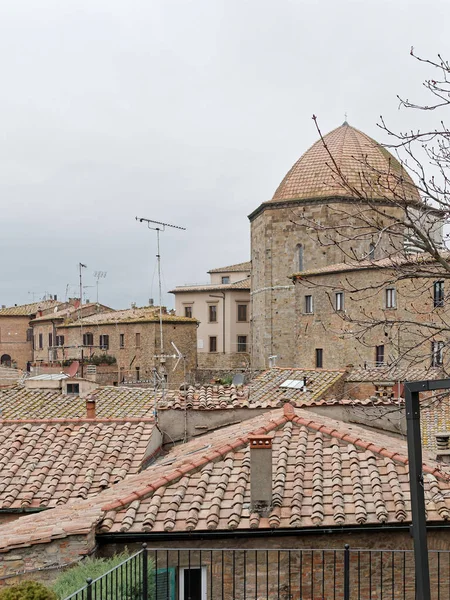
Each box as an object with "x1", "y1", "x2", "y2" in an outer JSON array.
[{"x1": 272, "y1": 122, "x2": 421, "y2": 204}]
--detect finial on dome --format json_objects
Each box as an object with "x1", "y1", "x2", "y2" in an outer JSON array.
[{"x1": 343, "y1": 112, "x2": 349, "y2": 126}]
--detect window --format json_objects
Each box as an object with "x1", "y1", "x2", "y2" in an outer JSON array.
[
  {"x1": 48, "y1": 333, "x2": 53, "y2": 347},
  {"x1": 369, "y1": 242, "x2": 376, "y2": 260},
  {"x1": 237, "y1": 304, "x2": 248, "y2": 322},
  {"x1": 335, "y1": 292, "x2": 344, "y2": 311},
  {"x1": 179, "y1": 567, "x2": 207, "y2": 600},
  {"x1": 119, "y1": 333, "x2": 125, "y2": 348},
  {"x1": 66, "y1": 383, "x2": 80, "y2": 395},
  {"x1": 375, "y1": 345, "x2": 385, "y2": 366},
  {"x1": 136, "y1": 366, "x2": 140, "y2": 381},
  {"x1": 434, "y1": 281, "x2": 444, "y2": 307},
  {"x1": 184, "y1": 306, "x2": 193, "y2": 318},
  {"x1": 55, "y1": 335, "x2": 64, "y2": 347},
  {"x1": 221, "y1": 276, "x2": 230, "y2": 284},
  {"x1": 432, "y1": 341, "x2": 444, "y2": 367},
  {"x1": 304, "y1": 295, "x2": 313, "y2": 314},
  {"x1": 209, "y1": 305, "x2": 217, "y2": 322},
  {"x1": 26, "y1": 328, "x2": 33, "y2": 342},
  {"x1": 99, "y1": 334, "x2": 109, "y2": 350},
  {"x1": 237, "y1": 335, "x2": 248, "y2": 352},
  {"x1": 154, "y1": 568, "x2": 175, "y2": 600},
  {"x1": 297, "y1": 244, "x2": 304, "y2": 271},
  {"x1": 315, "y1": 348, "x2": 323, "y2": 368},
  {"x1": 38, "y1": 333, "x2": 43, "y2": 349},
  {"x1": 135, "y1": 333, "x2": 141, "y2": 348},
  {"x1": 209, "y1": 336, "x2": 217, "y2": 352},
  {"x1": 83, "y1": 333, "x2": 94, "y2": 346},
  {"x1": 386, "y1": 288, "x2": 396, "y2": 309}
]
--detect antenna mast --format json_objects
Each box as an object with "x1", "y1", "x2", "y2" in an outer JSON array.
[{"x1": 135, "y1": 217, "x2": 186, "y2": 403}]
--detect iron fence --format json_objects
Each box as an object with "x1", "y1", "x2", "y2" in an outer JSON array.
[{"x1": 63, "y1": 544, "x2": 450, "y2": 600}]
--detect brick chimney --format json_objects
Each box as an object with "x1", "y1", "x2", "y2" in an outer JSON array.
[
  {"x1": 86, "y1": 397, "x2": 96, "y2": 419},
  {"x1": 249, "y1": 435, "x2": 272, "y2": 510}
]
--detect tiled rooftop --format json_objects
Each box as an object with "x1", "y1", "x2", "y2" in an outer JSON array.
[
  {"x1": 208, "y1": 261, "x2": 251, "y2": 274},
  {"x1": 30, "y1": 303, "x2": 110, "y2": 323},
  {"x1": 272, "y1": 123, "x2": 420, "y2": 204},
  {"x1": 1, "y1": 405, "x2": 449, "y2": 551},
  {"x1": 0, "y1": 418, "x2": 156, "y2": 511},
  {"x1": 0, "y1": 367, "x2": 22, "y2": 387},
  {"x1": 170, "y1": 278, "x2": 250, "y2": 294},
  {"x1": 347, "y1": 365, "x2": 444, "y2": 382},
  {"x1": 64, "y1": 306, "x2": 196, "y2": 326},
  {"x1": 0, "y1": 300, "x2": 60, "y2": 317}
]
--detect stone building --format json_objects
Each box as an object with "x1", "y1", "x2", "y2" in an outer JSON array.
[
  {"x1": 0, "y1": 300, "x2": 60, "y2": 369},
  {"x1": 249, "y1": 122, "x2": 443, "y2": 369},
  {"x1": 57, "y1": 306, "x2": 198, "y2": 387},
  {"x1": 171, "y1": 262, "x2": 250, "y2": 372}
]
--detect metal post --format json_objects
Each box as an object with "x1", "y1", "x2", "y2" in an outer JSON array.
[
  {"x1": 86, "y1": 578, "x2": 92, "y2": 600},
  {"x1": 142, "y1": 543, "x2": 148, "y2": 600},
  {"x1": 405, "y1": 384, "x2": 431, "y2": 600},
  {"x1": 343, "y1": 544, "x2": 350, "y2": 600}
]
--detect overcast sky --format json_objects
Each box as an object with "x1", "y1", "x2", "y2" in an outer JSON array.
[{"x1": 1, "y1": 0, "x2": 448, "y2": 309}]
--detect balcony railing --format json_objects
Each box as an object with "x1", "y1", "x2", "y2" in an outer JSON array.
[{"x1": 63, "y1": 544, "x2": 450, "y2": 600}]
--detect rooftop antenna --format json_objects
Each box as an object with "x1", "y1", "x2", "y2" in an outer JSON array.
[
  {"x1": 136, "y1": 217, "x2": 186, "y2": 406},
  {"x1": 93, "y1": 271, "x2": 107, "y2": 306}
]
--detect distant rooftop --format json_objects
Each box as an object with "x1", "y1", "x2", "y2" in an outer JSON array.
[
  {"x1": 64, "y1": 306, "x2": 196, "y2": 327},
  {"x1": 208, "y1": 261, "x2": 251, "y2": 274},
  {"x1": 0, "y1": 300, "x2": 60, "y2": 317},
  {"x1": 170, "y1": 278, "x2": 250, "y2": 294}
]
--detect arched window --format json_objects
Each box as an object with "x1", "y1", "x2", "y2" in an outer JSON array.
[
  {"x1": 297, "y1": 244, "x2": 304, "y2": 271},
  {"x1": 0, "y1": 354, "x2": 11, "y2": 367}
]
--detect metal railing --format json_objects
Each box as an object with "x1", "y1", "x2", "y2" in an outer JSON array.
[{"x1": 64, "y1": 544, "x2": 450, "y2": 600}]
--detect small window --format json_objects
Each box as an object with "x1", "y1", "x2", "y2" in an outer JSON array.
[
  {"x1": 237, "y1": 335, "x2": 248, "y2": 352},
  {"x1": 221, "y1": 276, "x2": 230, "y2": 284},
  {"x1": 135, "y1": 333, "x2": 141, "y2": 348},
  {"x1": 184, "y1": 306, "x2": 193, "y2": 318},
  {"x1": 335, "y1": 292, "x2": 344, "y2": 311},
  {"x1": 237, "y1": 304, "x2": 248, "y2": 322},
  {"x1": 48, "y1": 333, "x2": 53, "y2": 347},
  {"x1": 432, "y1": 341, "x2": 444, "y2": 367},
  {"x1": 434, "y1": 281, "x2": 444, "y2": 307},
  {"x1": 55, "y1": 335, "x2": 64, "y2": 347},
  {"x1": 386, "y1": 288, "x2": 396, "y2": 309},
  {"x1": 315, "y1": 348, "x2": 323, "y2": 368},
  {"x1": 26, "y1": 328, "x2": 33, "y2": 342},
  {"x1": 297, "y1": 244, "x2": 304, "y2": 271},
  {"x1": 304, "y1": 295, "x2": 313, "y2": 314},
  {"x1": 67, "y1": 383, "x2": 80, "y2": 395},
  {"x1": 369, "y1": 242, "x2": 376, "y2": 260},
  {"x1": 136, "y1": 366, "x2": 140, "y2": 381},
  {"x1": 209, "y1": 305, "x2": 217, "y2": 323},
  {"x1": 375, "y1": 345, "x2": 385, "y2": 366},
  {"x1": 99, "y1": 334, "x2": 109, "y2": 350},
  {"x1": 119, "y1": 333, "x2": 125, "y2": 348},
  {"x1": 38, "y1": 333, "x2": 43, "y2": 349},
  {"x1": 83, "y1": 333, "x2": 93, "y2": 346},
  {"x1": 209, "y1": 336, "x2": 217, "y2": 353}
]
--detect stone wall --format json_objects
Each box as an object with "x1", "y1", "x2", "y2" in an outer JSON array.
[{"x1": 0, "y1": 316, "x2": 32, "y2": 370}]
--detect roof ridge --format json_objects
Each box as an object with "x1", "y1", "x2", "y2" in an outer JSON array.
[
  {"x1": 101, "y1": 414, "x2": 288, "y2": 512},
  {"x1": 0, "y1": 417, "x2": 156, "y2": 424}
]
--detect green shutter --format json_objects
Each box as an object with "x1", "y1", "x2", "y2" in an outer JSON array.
[{"x1": 155, "y1": 567, "x2": 176, "y2": 600}]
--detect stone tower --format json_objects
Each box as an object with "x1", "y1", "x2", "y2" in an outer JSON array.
[{"x1": 249, "y1": 122, "x2": 421, "y2": 369}]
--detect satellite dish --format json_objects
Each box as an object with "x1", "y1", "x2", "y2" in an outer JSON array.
[
  {"x1": 232, "y1": 373, "x2": 245, "y2": 386},
  {"x1": 65, "y1": 361, "x2": 80, "y2": 378}
]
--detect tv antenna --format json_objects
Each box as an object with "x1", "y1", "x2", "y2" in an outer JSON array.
[
  {"x1": 136, "y1": 217, "x2": 186, "y2": 405},
  {"x1": 93, "y1": 271, "x2": 107, "y2": 305}
]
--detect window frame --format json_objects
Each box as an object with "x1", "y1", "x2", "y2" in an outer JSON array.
[
  {"x1": 237, "y1": 304, "x2": 248, "y2": 322},
  {"x1": 385, "y1": 287, "x2": 396, "y2": 309},
  {"x1": 99, "y1": 334, "x2": 109, "y2": 350},
  {"x1": 135, "y1": 332, "x2": 141, "y2": 348},
  {"x1": 66, "y1": 383, "x2": 80, "y2": 395},
  {"x1": 434, "y1": 281, "x2": 445, "y2": 308},
  {"x1": 315, "y1": 348, "x2": 323, "y2": 368},
  {"x1": 237, "y1": 335, "x2": 248, "y2": 353},
  {"x1": 369, "y1": 242, "x2": 376, "y2": 260},
  {"x1": 38, "y1": 333, "x2": 43, "y2": 350},
  {"x1": 209, "y1": 336, "x2": 217, "y2": 353},
  {"x1": 432, "y1": 341, "x2": 444, "y2": 367},
  {"x1": 297, "y1": 244, "x2": 304, "y2": 272},
  {"x1": 184, "y1": 306, "x2": 193, "y2": 318},
  {"x1": 375, "y1": 344, "x2": 385, "y2": 366},
  {"x1": 208, "y1": 304, "x2": 218, "y2": 323},
  {"x1": 304, "y1": 295, "x2": 313, "y2": 314},
  {"x1": 83, "y1": 332, "x2": 94, "y2": 346},
  {"x1": 119, "y1": 333, "x2": 125, "y2": 348},
  {"x1": 335, "y1": 292, "x2": 344, "y2": 312},
  {"x1": 221, "y1": 276, "x2": 230, "y2": 284},
  {"x1": 179, "y1": 566, "x2": 207, "y2": 600}
]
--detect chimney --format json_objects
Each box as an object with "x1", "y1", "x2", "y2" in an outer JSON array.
[
  {"x1": 435, "y1": 431, "x2": 450, "y2": 463},
  {"x1": 86, "y1": 397, "x2": 96, "y2": 419},
  {"x1": 249, "y1": 435, "x2": 272, "y2": 510}
]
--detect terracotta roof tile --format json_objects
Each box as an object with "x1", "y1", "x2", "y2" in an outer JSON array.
[
  {"x1": 170, "y1": 278, "x2": 250, "y2": 294},
  {"x1": 0, "y1": 300, "x2": 61, "y2": 317},
  {"x1": 208, "y1": 262, "x2": 251, "y2": 274}
]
